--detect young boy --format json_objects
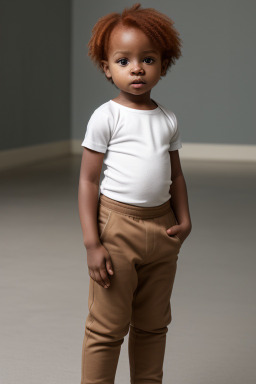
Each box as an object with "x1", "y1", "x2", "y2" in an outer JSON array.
[{"x1": 78, "y1": 3, "x2": 192, "y2": 383}]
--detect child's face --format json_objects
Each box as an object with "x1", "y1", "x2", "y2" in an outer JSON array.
[{"x1": 101, "y1": 25, "x2": 168, "y2": 97}]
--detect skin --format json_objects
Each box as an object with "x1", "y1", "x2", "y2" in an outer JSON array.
[
  {"x1": 78, "y1": 25, "x2": 192, "y2": 289},
  {"x1": 100, "y1": 25, "x2": 169, "y2": 109}
]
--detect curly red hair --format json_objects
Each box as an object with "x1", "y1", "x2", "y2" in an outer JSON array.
[{"x1": 87, "y1": 3, "x2": 183, "y2": 82}]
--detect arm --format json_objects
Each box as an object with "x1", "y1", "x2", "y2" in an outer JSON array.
[
  {"x1": 78, "y1": 147, "x2": 103, "y2": 249},
  {"x1": 78, "y1": 147, "x2": 114, "y2": 288},
  {"x1": 167, "y1": 150, "x2": 192, "y2": 243}
]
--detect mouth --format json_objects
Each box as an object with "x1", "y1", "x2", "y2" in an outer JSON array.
[
  {"x1": 131, "y1": 80, "x2": 146, "y2": 84},
  {"x1": 131, "y1": 80, "x2": 146, "y2": 89}
]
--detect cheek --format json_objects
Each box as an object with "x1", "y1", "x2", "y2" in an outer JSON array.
[
  {"x1": 147, "y1": 69, "x2": 161, "y2": 83},
  {"x1": 151, "y1": 65, "x2": 162, "y2": 75},
  {"x1": 112, "y1": 69, "x2": 127, "y2": 81}
]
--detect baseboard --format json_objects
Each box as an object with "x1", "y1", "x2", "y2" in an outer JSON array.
[
  {"x1": 177, "y1": 142, "x2": 256, "y2": 162},
  {"x1": 74, "y1": 140, "x2": 256, "y2": 162},
  {"x1": 1, "y1": 140, "x2": 256, "y2": 171},
  {"x1": 0, "y1": 140, "x2": 70, "y2": 171}
]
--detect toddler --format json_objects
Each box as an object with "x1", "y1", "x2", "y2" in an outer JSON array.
[{"x1": 78, "y1": 3, "x2": 192, "y2": 383}]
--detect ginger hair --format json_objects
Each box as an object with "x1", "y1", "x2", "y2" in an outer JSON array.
[{"x1": 87, "y1": 3, "x2": 183, "y2": 83}]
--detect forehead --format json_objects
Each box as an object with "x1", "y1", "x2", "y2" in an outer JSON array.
[{"x1": 108, "y1": 25, "x2": 159, "y2": 56}]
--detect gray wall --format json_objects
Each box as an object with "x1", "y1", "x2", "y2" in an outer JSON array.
[
  {"x1": 0, "y1": 0, "x2": 71, "y2": 151},
  {"x1": 1, "y1": 1, "x2": 255, "y2": 152},
  {"x1": 71, "y1": 0, "x2": 256, "y2": 146}
]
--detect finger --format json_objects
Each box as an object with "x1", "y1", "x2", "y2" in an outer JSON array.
[
  {"x1": 105, "y1": 257, "x2": 114, "y2": 275},
  {"x1": 175, "y1": 235, "x2": 182, "y2": 242},
  {"x1": 167, "y1": 225, "x2": 179, "y2": 235},
  {"x1": 88, "y1": 268, "x2": 95, "y2": 281},
  {"x1": 99, "y1": 268, "x2": 110, "y2": 288},
  {"x1": 94, "y1": 270, "x2": 105, "y2": 288}
]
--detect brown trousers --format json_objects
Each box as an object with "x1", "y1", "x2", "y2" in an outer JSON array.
[{"x1": 81, "y1": 193, "x2": 182, "y2": 384}]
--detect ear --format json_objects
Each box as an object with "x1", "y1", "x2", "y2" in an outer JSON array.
[
  {"x1": 101, "y1": 60, "x2": 112, "y2": 80},
  {"x1": 161, "y1": 59, "x2": 169, "y2": 76}
]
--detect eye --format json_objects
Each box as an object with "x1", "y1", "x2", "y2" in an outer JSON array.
[
  {"x1": 117, "y1": 58, "x2": 128, "y2": 66},
  {"x1": 116, "y1": 57, "x2": 155, "y2": 66},
  {"x1": 144, "y1": 57, "x2": 155, "y2": 64}
]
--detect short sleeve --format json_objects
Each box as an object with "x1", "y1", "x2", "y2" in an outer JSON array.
[
  {"x1": 169, "y1": 113, "x2": 182, "y2": 151},
  {"x1": 81, "y1": 109, "x2": 111, "y2": 153}
]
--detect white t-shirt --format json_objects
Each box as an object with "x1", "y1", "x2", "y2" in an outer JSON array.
[{"x1": 81, "y1": 99, "x2": 182, "y2": 207}]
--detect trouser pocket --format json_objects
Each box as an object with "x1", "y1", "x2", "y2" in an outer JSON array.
[{"x1": 97, "y1": 204, "x2": 113, "y2": 240}]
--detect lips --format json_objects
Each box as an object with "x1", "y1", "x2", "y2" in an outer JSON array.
[{"x1": 131, "y1": 79, "x2": 145, "y2": 84}]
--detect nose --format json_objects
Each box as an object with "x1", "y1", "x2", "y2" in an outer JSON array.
[{"x1": 131, "y1": 62, "x2": 144, "y2": 75}]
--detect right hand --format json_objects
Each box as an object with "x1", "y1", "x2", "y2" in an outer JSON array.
[{"x1": 86, "y1": 243, "x2": 114, "y2": 289}]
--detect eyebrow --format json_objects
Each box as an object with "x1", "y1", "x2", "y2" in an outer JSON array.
[{"x1": 113, "y1": 50, "x2": 158, "y2": 57}]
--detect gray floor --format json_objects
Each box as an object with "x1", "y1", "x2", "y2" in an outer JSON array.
[{"x1": 0, "y1": 155, "x2": 255, "y2": 384}]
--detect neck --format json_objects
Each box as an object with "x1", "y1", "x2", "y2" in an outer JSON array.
[{"x1": 116, "y1": 91, "x2": 154, "y2": 107}]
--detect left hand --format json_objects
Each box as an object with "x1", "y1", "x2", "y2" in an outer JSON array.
[{"x1": 166, "y1": 222, "x2": 192, "y2": 245}]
